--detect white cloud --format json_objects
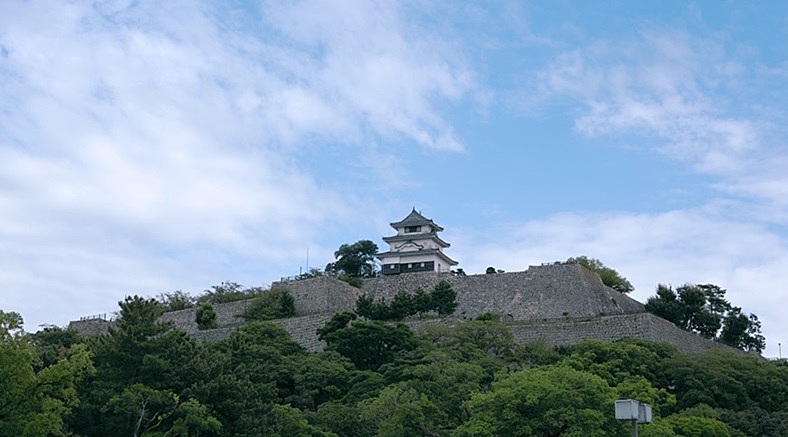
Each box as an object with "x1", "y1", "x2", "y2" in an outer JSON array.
[
  {"x1": 0, "y1": 0, "x2": 474, "y2": 329},
  {"x1": 452, "y1": 207, "x2": 788, "y2": 356},
  {"x1": 538, "y1": 31, "x2": 765, "y2": 173},
  {"x1": 534, "y1": 28, "x2": 788, "y2": 233}
]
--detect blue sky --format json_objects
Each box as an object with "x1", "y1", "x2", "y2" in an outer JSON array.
[{"x1": 2, "y1": 1, "x2": 787, "y2": 356}]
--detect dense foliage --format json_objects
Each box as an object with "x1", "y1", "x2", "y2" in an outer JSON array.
[
  {"x1": 238, "y1": 288, "x2": 297, "y2": 321},
  {"x1": 325, "y1": 240, "x2": 379, "y2": 279},
  {"x1": 196, "y1": 282, "x2": 266, "y2": 305},
  {"x1": 645, "y1": 283, "x2": 765, "y2": 353},
  {"x1": 563, "y1": 256, "x2": 635, "y2": 293},
  {"x1": 195, "y1": 302, "x2": 218, "y2": 330},
  {"x1": 3, "y1": 292, "x2": 786, "y2": 436},
  {"x1": 355, "y1": 280, "x2": 458, "y2": 320}
]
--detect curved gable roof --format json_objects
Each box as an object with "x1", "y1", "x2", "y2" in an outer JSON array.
[{"x1": 389, "y1": 208, "x2": 444, "y2": 231}]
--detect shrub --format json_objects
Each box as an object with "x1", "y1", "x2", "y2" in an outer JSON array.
[
  {"x1": 356, "y1": 281, "x2": 458, "y2": 321},
  {"x1": 239, "y1": 288, "x2": 296, "y2": 321},
  {"x1": 431, "y1": 281, "x2": 458, "y2": 316},
  {"x1": 195, "y1": 302, "x2": 218, "y2": 330}
]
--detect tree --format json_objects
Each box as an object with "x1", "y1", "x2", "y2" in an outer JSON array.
[
  {"x1": 326, "y1": 240, "x2": 379, "y2": 279},
  {"x1": 455, "y1": 366, "x2": 626, "y2": 436},
  {"x1": 197, "y1": 282, "x2": 262, "y2": 304},
  {"x1": 0, "y1": 309, "x2": 24, "y2": 339},
  {"x1": 318, "y1": 318, "x2": 418, "y2": 371},
  {"x1": 565, "y1": 256, "x2": 634, "y2": 293},
  {"x1": 27, "y1": 326, "x2": 82, "y2": 371},
  {"x1": 105, "y1": 383, "x2": 179, "y2": 437},
  {"x1": 359, "y1": 382, "x2": 446, "y2": 437},
  {"x1": 195, "y1": 301, "x2": 218, "y2": 330},
  {"x1": 719, "y1": 307, "x2": 765, "y2": 352},
  {"x1": 104, "y1": 384, "x2": 221, "y2": 437},
  {"x1": 644, "y1": 283, "x2": 765, "y2": 352},
  {"x1": 157, "y1": 290, "x2": 196, "y2": 311},
  {"x1": 355, "y1": 281, "x2": 457, "y2": 321},
  {"x1": 431, "y1": 280, "x2": 458, "y2": 316},
  {"x1": 68, "y1": 296, "x2": 198, "y2": 436},
  {"x1": 239, "y1": 288, "x2": 296, "y2": 321},
  {"x1": 655, "y1": 405, "x2": 732, "y2": 437},
  {"x1": 393, "y1": 351, "x2": 486, "y2": 429},
  {"x1": 0, "y1": 310, "x2": 94, "y2": 436},
  {"x1": 643, "y1": 285, "x2": 683, "y2": 326}
]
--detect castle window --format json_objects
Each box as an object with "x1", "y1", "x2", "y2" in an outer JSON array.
[{"x1": 405, "y1": 226, "x2": 421, "y2": 233}]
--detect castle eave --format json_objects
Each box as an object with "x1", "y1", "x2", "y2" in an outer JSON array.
[
  {"x1": 376, "y1": 249, "x2": 458, "y2": 266},
  {"x1": 389, "y1": 209, "x2": 444, "y2": 231},
  {"x1": 382, "y1": 233, "x2": 450, "y2": 248}
]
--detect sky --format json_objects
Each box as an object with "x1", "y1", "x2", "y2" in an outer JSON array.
[{"x1": 1, "y1": 1, "x2": 787, "y2": 356}]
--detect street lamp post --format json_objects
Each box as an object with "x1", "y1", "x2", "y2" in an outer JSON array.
[{"x1": 615, "y1": 399, "x2": 652, "y2": 437}]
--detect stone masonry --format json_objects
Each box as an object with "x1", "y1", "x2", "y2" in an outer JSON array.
[{"x1": 68, "y1": 264, "x2": 732, "y2": 354}]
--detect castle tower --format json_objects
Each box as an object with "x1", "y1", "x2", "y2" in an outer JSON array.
[{"x1": 377, "y1": 209, "x2": 458, "y2": 275}]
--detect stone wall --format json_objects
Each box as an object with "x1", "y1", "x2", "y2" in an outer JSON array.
[
  {"x1": 272, "y1": 276, "x2": 363, "y2": 316},
  {"x1": 67, "y1": 264, "x2": 732, "y2": 356},
  {"x1": 361, "y1": 264, "x2": 644, "y2": 321},
  {"x1": 189, "y1": 314, "x2": 334, "y2": 352},
  {"x1": 156, "y1": 277, "x2": 360, "y2": 335},
  {"x1": 67, "y1": 318, "x2": 113, "y2": 336},
  {"x1": 508, "y1": 313, "x2": 731, "y2": 354},
  {"x1": 159, "y1": 300, "x2": 252, "y2": 335}
]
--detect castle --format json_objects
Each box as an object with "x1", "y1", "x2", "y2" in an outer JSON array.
[
  {"x1": 377, "y1": 209, "x2": 458, "y2": 275},
  {"x1": 69, "y1": 210, "x2": 732, "y2": 354}
]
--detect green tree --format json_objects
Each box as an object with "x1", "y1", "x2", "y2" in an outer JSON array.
[
  {"x1": 104, "y1": 384, "x2": 221, "y2": 437},
  {"x1": 104, "y1": 383, "x2": 180, "y2": 437},
  {"x1": 417, "y1": 319, "x2": 519, "y2": 383},
  {"x1": 645, "y1": 284, "x2": 764, "y2": 352},
  {"x1": 26, "y1": 325, "x2": 82, "y2": 370},
  {"x1": 166, "y1": 397, "x2": 223, "y2": 436},
  {"x1": 718, "y1": 406, "x2": 788, "y2": 437},
  {"x1": 287, "y1": 351, "x2": 355, "y2": 411},
  {"x1": 359, "y1": 382, "x2": 446, "y2": 437},
  {"x1": 0, "y1": 310, "x2": 94, "y2": 436},
  {"x1": 239, "y1": 288, "x2": 296, "y2": 321},
  {"x1": 719, "y1": 307, "x2": 765, "y2": 352},
  {"x1": 69, "y1": 296, "x2": 198, "y2": 435},
  {"x1": 355, "y1": 281, "x2": 457, "y2": 321},
  {"x1": 565, "y1": 256, "x2": 634, "y2": 293},
  {"x1": 319, "y1": 318, "x2": 418, "y2": 371},
  {"x1": 0, "y1": 309, "x2": 24, "y2": 338},
  {"x1": 313, "y1": 401, "x2": 374, "y2": 437},
  {"x1": 431, "y1": 280, "x2": 457, "y2": 316},
  {"x1": 394, "y1": 350, "x2": 486, "y2": 429},
  {"x1": 326, "y1": 240, "x2": 379, "y2": 279},
  {"x1": 182, "y1": 323, "x2": 297, "y2": 433},
  {"x1": 657, "y1": 405, "x2": 732, "y2": 437},
  {"x1": 157, "y1": 290, "x2": 196, "y2": 311},
  {"x1": 195, "y1": 301, "x2": 219, "y2": 330},
  {"x1": 455, "y1": 366, "x2": 626, "y2": 436},
  {"x1": 198, "y1": 282, "x2": 263, "y2": 304},
  {"x1": 643, "y1": 284, "x2": 683, "y2": 326}
]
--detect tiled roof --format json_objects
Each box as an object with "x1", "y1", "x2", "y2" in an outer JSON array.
[
  {"x1": 382, "y1": 233, "x2": 451, "y2": 248},
  {"x1": 376, "y1": 248, "x2": 458, "y2": 265},
  {"x1": 389, "y1": 208, "x2": 444, "y2": 231}
]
